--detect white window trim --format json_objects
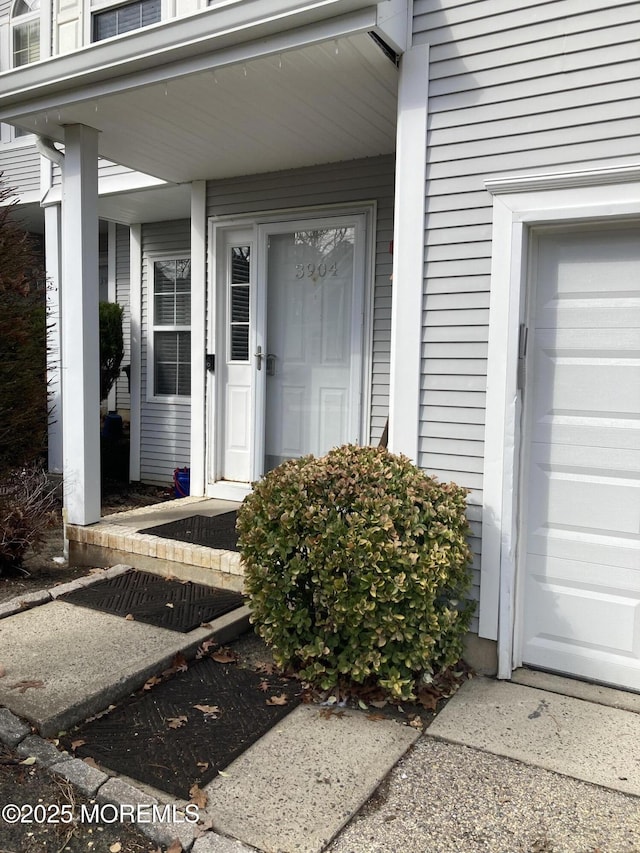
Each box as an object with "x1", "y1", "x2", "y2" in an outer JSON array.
[
  {"x1": 481, "y1": 163, "x2": 640, "y2": 680},
  {"x1": 10, "y1": 0, "x2": 41, "y2": 68},
  {"x1": 87, "y1": 0, "x2": 165, "y2": 44},
  {"x1": 146, "y1": 250, "x2": 192, "y2": 404}
]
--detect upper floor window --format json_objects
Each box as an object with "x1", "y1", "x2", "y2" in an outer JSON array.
[
  {"x1": 93, "y1": 0, "x2": 161, "y2": 42},
  {"x1": 12, "y1": 0, "x2": 40, "y2": 67}
]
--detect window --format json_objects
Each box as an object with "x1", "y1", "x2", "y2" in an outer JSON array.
[
  {"x1": 93, "y1": 0, "x2": 161, "y2": 42},
  {"x1": 11, "y1": 0, "x2": 40, "y2": 67},
  {"x1": 229, "y1": 246, "x2": 250, "y2": 361},
  {"x1": 151, "y1": 258, "x2": 191, "y2": 398}
]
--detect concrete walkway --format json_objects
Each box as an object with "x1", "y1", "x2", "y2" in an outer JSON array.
[{"x1": 1, "y1": 572, "x2": 639, "y2": 852}]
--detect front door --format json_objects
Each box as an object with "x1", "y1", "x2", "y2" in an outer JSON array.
[
  {"x1": 209, "y1": 213, "x2": 367, "y2": 494},
  {"x1": 258, "y1": 217, "x2": 365, "y2": 474},
  {"x1": 519, "y1": 225, "x2": 640, "y2": 691}
]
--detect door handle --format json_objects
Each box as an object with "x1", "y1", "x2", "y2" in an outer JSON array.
[
  {"x1": 254, "y1": 345, "x2": 263, "y2": 370},
  {"x1": 266, "y1": 353, "x2": 277, "y2": 376}
]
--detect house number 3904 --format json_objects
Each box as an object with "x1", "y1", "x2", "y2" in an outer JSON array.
[{"x1": 295, "y1": 262, "x2": 338, "y2": 279}]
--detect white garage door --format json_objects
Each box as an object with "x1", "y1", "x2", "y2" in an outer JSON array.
[{"x1": 521, "y1": 226, "x2": 640, "y2": 691}]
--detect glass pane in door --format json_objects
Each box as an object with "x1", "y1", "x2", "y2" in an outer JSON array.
[{"x1": 265, "y1": 226, "x2": 357, "y2": 472}]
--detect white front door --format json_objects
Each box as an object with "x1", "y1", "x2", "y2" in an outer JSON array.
[
  {"x1": 520, "y1": 226, "x2": 640, "y2": 690},
  {"x1": 209, "y1": 213, "x2": 367, "y2": 494},
  {"x1": 257, "y1": 217, "x2": 365, "y2": 474}
]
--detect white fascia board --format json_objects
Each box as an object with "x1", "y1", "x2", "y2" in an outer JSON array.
[{"x1": 0, "y1": 1, "x2": 381, "y2": 121}]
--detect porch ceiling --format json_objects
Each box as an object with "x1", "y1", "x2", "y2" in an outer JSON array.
[{"x1": 14, "y1": 34, "x2": 398, "y2": 184}]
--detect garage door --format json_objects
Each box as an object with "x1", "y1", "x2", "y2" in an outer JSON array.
[{"x1": 521, "y1": 226, "x2": 640, "y2": 691}]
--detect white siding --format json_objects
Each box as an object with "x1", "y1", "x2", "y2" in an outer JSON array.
[
  {"x1": 0, "y1": 144, "x2": 40, "y2": 196},
  {"x1": 115, "y1": 223, "x2": 131, "y2": 412},
  {"x1": 413, "y1": 0, "x2": 640, "y2": 625},
  {"x1": 206, "y1": 154, "x2": 395, "y2": 444},
  {"x1": 140, "y1": 219, "x2": 191, "y2": 485}
]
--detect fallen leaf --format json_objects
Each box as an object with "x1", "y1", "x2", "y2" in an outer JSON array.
[
  {"x1": 358, "y1": 699, "x2": 368, "y2": 710},
  {"x1": 199, "y1": 622, "x2": 213, "y2": 630},
  {"x1": 196, "y1": 761, "x2": 209, "y2": 772},
  {"x1": 211, "y1": 648, "x2": 237, "y2": 664},
  {"x1": 366, "y1": 713, "x2": 387, "y2": 722},
  {"x1": 409, "y1": 716, "x2": 424, "y2": 729},
  {"x1": 266, "y1": 694, "x2": 288, "y2": 706},
  {"x1": 125, "y1": 614, "x2": 135, "y2": 621},
  {"x1": 0, "y1": 665, "x2": 6, "y2": 678},
  {"x1": 143, "y1": 675, "x2": 162, "y2": 691},
  {"x1": 10, "y1": 680, "x2": 45, "y2": 693},
  {"x1": 109, "y1": 843, "x2": 122, "y2": 853},
  {"x1": 193, "y1": 818, "x2": 214, "y2": 838},
  {"x1": 19, "y1": 756, "x2": 37, "y2": 766},
  {"x1": 167, "y1": 715, "x2": 188, "y2": 729},
  {"x1": 166, "y1": 841, "x2": 183, "y2": 853},
  {"x1": 70, "y1": 739, "x2": 86, "y2": 752},
  {"x1": 188, "y1": 784, "x2": 208, "y2": 809},
  {"x1": 193, "y1": 704, "x2": 220, "y2": 718},
  {"x1": 195, "y1": 638, "x2": 217, "y2": 659},
  {"x1": 217, "y1": 769, "x2": 230, "y2": 777},
  {"x1": 83, "y1": 757, "x2": 100, "y2": 769},
  {"x1": 165, "y1": 602, "x2": 174, "y2": 609},
  {"x1": 258, "y1": 680, "x2": 270, "y2": 692}
]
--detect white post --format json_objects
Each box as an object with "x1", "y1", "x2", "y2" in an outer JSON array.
[
  {"x1": 388, "y1": 44, "x2": 429, "y2": 464},
  {"x1": 45, "y1": 202, "x2": 63, "y2": 473},
  {"x1": 61, "y1": 124, "x2": 101, "y2": 525},
  {"x1": 189, "y1": 180, "x2": 207, "y2": 496},
  {"x1": 128, "y1": 224, "x2": 142, "y2": 482}
]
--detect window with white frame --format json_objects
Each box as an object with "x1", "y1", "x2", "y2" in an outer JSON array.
[
  {"x1": 92, "y1": 0, "x2": 161, "y2": 41},
  {"x1": 151, "y1": 257, "x2": 191, "y2": 398},
  {"x1": 11, "y1": 0, "x2": 40, "y2": 67}
]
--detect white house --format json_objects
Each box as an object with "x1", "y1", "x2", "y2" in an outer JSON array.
[{"x1": 0, "y1": 0, "x2": 638, "y2": 693}]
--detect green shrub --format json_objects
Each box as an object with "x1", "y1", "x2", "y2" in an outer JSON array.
[
  {"x1": 237, "y1": 444, "x2": 474, "y2": 700},
  {"x1": 99, "y1": 301, "x2": 124, "y2": 402}
]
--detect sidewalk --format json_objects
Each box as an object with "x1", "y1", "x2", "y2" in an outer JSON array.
[{"x1": 1, "y1": 569, "x2": 639, "y2": 852}]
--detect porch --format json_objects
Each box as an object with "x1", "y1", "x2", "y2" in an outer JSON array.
[{"x1": 66, "y1": 497, "x2": 244, "y2": 592}]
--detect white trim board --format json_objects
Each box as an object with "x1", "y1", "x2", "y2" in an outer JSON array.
[{"x1": 480, "y1": 163, "x2": 640, "y2": 679}]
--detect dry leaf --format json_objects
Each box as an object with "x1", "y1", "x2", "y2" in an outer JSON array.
[
  {"x1": 143, "y1": 675, "x2": 162, "y2": 691},
  {"x1": 366, "y1": 713, "x2": 387, "y2": 722},
  {"x1": 10, "y1": 680, "x2": 45, "y2": 693},
  {"x1": 217, "y1": 769, "x2": 230, "y2": 777},
  {"x1": 19, "y1": 756, "x2": 37, "y2": 766},
  {"x1": 188, "y1": 784, "x2": 208, "y2": 809},
  {"x1": 125, "y1": 614, "x2": 135, "y2": 621},
  {"x1": 196, "y1": 761, "x2": 209, "y2": 772},
  {"x1": 166, "y1": 841, "x2": 183, "y2": 853},
  {"x1": 266, "y1": 693, "x2": 288, "y2": 706},
  {"x1": 70, "y1": 739, "x2": 86, "y2": 752},
  {"x1": 83, "y1": 757, "x2": 100, "y2": 769},
  {"x1": 258, "y1": 680, "x2": 270, "y2": 692},
  {"x1": 167, "y1": 715, "x2": 188, "y2": 729},
  {"x1": 0, "y1": 665, "x2": 7, "y2": 678},
  {"x1": 409, "y1": 716, "x2": 424, "y2": 729},
  {"x1": 199, "y1": 622, "x2": 213, "y2": 630},
  {"x1": 165, "y1": 602, "x2": 174, "y2": 609},
  {"x1": 211, "y1": 648, "x2": 237, "y2": 664},
  {"x1": 109, "y1": 844, "x2": 122, "y2": 853},
  {"x1": 193, "y1": 704, "x2": 220, "y2": 718}
]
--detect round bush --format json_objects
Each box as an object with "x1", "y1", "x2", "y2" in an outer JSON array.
[{"x1": 237, "y1": 445, "x2": 474, "y2": 700}]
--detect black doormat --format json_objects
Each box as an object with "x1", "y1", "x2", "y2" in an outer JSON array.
[
  {"x1": 139, "y1": 512, "x2": 239, "y2": 552},
  {"x1": 63, "y1": 658, "x2": 300, "y2": 799},
  {"x1": 59, "y1": 570, "x2": 244, "y2": 633}
]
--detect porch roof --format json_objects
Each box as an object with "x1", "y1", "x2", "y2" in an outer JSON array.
[{"x1": 0, "y1": 2, "x2": 400, "y2": 184}]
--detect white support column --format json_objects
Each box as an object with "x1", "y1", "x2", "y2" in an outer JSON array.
[
  {"x1": 129, "y1": 224, "x2": 142, "y2": 482},
  {"x1": 61, "y1": 124, "x2": 101, "y2": 525},
  {"x1": 388, "y1": 43, "x2": 429, "y2": 464},
  {"x1": 189, "y1": 180, "x2": 207, "y2": 496},
  {"x1": 45, "y1": 203, "x2": 63, "y2": 473}
]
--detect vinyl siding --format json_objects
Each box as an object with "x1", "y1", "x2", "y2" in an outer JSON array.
[
  {"x1": 0, "y1": 143, "x2": 40, "y2": 196},
  {"x1": 115, "y1": 223, "x2": 131, "y2": 412},
  {"x1": 413, "y1": 0, "x2": 640, "y2": 627},
  {"x1": 140, "y1": 219, "x2": 191, "y2": 485},
  {"x1": 206, "y1": 154, "x2": 395, "y2": 444}
]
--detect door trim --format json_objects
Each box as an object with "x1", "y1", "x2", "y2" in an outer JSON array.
[
  {"x1": 481, "y1": 166, "x2": 640, "y2": 680},
  {"x1": 206, "y1": 203, "x2": 376, "y2": 496}
]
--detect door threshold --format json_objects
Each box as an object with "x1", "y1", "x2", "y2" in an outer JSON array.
[
  {"x1": 511, "y1": 667, "x2": 640, "y2": 713},
  {"x1": 207, "y1": 482, "x2": 251, "y2": 502}
]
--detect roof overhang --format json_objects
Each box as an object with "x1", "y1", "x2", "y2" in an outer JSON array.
[{"x1": 0, "y1": 0, "x2": 402, "y2": 184}]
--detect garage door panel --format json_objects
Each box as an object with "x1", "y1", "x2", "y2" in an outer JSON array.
[{"x1": 522, "y1": 227, "x2": 640, "y2": 691}]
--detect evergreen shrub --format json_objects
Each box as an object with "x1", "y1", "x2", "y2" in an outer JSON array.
[{"x1": 237, "y1": 444, "x2": 474, "y2": 700}]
